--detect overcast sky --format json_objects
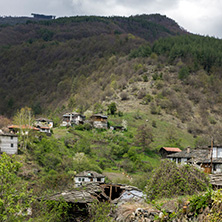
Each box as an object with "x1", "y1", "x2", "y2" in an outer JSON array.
[{"x1": 0, "y1": 0, "x2": 221, "y2": 38}]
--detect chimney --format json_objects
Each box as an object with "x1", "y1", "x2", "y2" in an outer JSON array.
[{"x1": 187, "y1": 147, "x2": 190, "y2": 154}]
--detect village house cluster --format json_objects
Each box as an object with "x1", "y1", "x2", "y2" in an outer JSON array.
[
  {"x1": 60, "y1": 112, "x2": 108, "y2": 129},
  {"x1": 160, "y1": 146, "x2": 222, "y2": 174},
  {"x1": 0, "y1": 112, "x2": 112, "y2": 155}
]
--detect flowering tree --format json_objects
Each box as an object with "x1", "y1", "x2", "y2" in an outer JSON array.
[{"x1": 13, "y1": 107, "x2": 35, "y2": 150}]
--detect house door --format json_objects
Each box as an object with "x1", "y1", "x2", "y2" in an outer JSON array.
[{"x1": 202, "y1": 164, "x2": 212, "y2": 174}]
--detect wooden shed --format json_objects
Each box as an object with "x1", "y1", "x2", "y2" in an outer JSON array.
[{"x1": 159, "y1": 147, "x2": 181, "y2": 158}]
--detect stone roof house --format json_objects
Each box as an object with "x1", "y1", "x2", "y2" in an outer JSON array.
[
  {"x1": 35, "y1": 118, "x2": 53, "y2": 128},
  {"x1": 61, "y1": 112, "x2": 85, "y2": 127},
  {"x1": 90, "y1": 114, "x2": 108, "y2": 129},
  {"x1": 167, "y1": 146, "x2": 222, "y2": 174}
]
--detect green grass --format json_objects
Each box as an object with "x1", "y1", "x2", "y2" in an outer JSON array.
[
  {"x1": 109, "y1": 111, "x2": 195, "y2": 150},
  {"x1": 50, "y1": 110, "x2": 195, "y2": 178}
]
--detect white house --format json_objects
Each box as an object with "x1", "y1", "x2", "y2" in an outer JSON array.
[
  {"x1": 61, "y1": 112, "x2": 85, "y2": 127},
  {"x1": 74, "y1": 171, "x2": 105, "y2": 187},
  {"x1": 0, "y1": 130, "x2": 18, "y2": 154},
  {"x1": 35, "y1": 118, "x2": 53, "y2": 128}
]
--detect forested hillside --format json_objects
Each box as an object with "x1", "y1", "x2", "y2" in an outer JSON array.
[
  {"x1": 1, "y1": 14, "x2": 222, "y2": 142},
  {"x1": 0, "y1": 14, "x2": 186, "y2": 115}
]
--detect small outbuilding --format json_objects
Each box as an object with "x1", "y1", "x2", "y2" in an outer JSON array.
[{"x1": 159, "y1": 147, "x2": 182, "y2": 158}]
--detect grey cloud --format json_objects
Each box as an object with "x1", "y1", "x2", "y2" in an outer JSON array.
[
  {"x1": 70, "y1": 0, "x2": 179, "y2": 16},
  {"x1": 0, "y1": 0, "x2": 75, "y2": 17}
]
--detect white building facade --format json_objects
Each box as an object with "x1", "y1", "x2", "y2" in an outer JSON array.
[
  {"x1": 0, "y1": 133, "x2": 18, "y2": 154},
  {"x1": 74, "y1": 171, "x2": 105, "y2": 187}
]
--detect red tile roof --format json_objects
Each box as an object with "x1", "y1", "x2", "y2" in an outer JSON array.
[
  {"x1": 162, "y1": 147, "x2": 182, "y2": 152},
  {"x1": 8, "y1": 125, "x2": 40, "y2": 131}
]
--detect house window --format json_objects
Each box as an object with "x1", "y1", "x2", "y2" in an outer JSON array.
[
  {"x1": 82, "y1": 178, "x2": 85, "y2": 182},
  {"x1": 213, "y1": 147, "x2": 217, "y2": 158},
  {"x1": 218, "y1": 148, "x2": 222, "y2": 158},
  {"x1": 11, "y1": 144, "x2": 13, "y2": 147},
  {"x1": 78, "y1": 178, "x2": 81, "y2": 182},
  {"x1": 97, "y1": 178, "x2": 101, "y2": 182},
  {"x1": 178, "y1": 158, "x2": 181, "y2": 163},
  {"x1": 11, "y1": 136, "x2": 13, "y2": 140}
]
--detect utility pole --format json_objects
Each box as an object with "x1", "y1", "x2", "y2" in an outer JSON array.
[{"x1": 210, "y1": 138, "x2": 213, "y2": 173}]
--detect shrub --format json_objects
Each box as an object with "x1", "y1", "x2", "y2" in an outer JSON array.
[
  {"x1": 142, "y1": 94, "x2": 153, "y2": 105},
  {"x1": 203, "y1": 189, "x2": 222, "y2": 221},
  {"x1": 135, "y1": 124, "x2": 153, "y2": 152},
  {"x1": 89, "y1": 201, "x2": 114, "y2": 222},
  {"x1": 142, "y1": 74, "x2": 148, "y2": 82},
  {"x1": 137, "y1": 89, "x2": 147, "y2": 99},
  {"x1": 75, "y1": 123, "x2": 93, "y2": 131},
  {"x1": 178, "y1": 66, "x2": 190, "y2": 80},
  {"x1": 107, "y1": 102, "x2": 117, "y2": 115},
  {"x1": 152, "y1": 73, "x2": 159, "y2": 80},
  {"x1": 189, "y1": 188, "x2": 212, "y2": 216},
  {"x1": 120, "y1": 92, "x2": 129, "y2": 100},
  {"x1": 152, "y1": 120, "x2": 157, "y2": 128},
  {"x1": 146, "y1": 160, "x2": 210, "y2": 200},
  {"x1": 150, "y1": 102, "x2": 161, "y2": 115},
  {"x1": 120, "y1": 159, "x2": 137, "y2": 173}
]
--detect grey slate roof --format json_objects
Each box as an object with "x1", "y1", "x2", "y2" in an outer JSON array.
[
  {"x1": 63, "y1": 112, "x2": 85, "y2": 118},
  {"x1": 35, "y1": 117, "x2": 53, "y2": 122},
  {"x1": 167, "y1": 146, "x2": 222, "y2": 164},
  {"x1": 0, "y1": 129, "x2": 18, "y2": 137},
  {"x1": 91, "y1": 114, "x2": 108, "y2": 119},
  {"x1": 75, "y1": 171, "x2": 105, "y2": 178},
  {"x1": 167, "y1": 147, "x2": 210, "y2": 163},
  {"x1": 49, "y1": 190, "x2": 95, "y2": 203},
  {"x1": 199, "y1": 158, "x2": 222, "y2": 164},
  {"x1": 48, "y1": 183, "x2": 144, "y2": 204}
]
